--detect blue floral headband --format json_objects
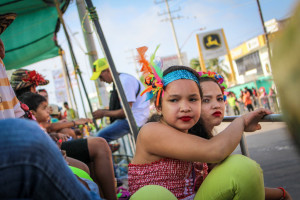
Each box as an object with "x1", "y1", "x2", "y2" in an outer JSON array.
[{"x1": 163, "y1": 70, "x2": 199, "y2": 87}]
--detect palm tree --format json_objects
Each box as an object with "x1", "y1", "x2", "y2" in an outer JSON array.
[
  {"x1": 190, "y1": 58, "x2": 201, "y2": 71},
  {"x1": 206, "y1": 58, "x2": 230, "y2": 81},
  {"x1": 190, "y1": 58, "x2": 231, "y2": 81}
]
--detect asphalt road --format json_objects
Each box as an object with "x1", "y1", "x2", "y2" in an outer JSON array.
[{"x1": 218, "y1": 122, "x2": 300, "y2": 198}]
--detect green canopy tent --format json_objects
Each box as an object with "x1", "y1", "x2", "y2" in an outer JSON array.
[{"x1": 0, "y1": 0, "x2": 70, "y2": 70}]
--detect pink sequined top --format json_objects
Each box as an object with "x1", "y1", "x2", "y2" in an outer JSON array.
[{"x1": 128, "y1": 158, "x2": 208, "y2": 200}]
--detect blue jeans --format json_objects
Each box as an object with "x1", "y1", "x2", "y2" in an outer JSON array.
[
  {"x1": 0, "y1": 118, "x2": 101, "y2": 200},
  {"x1": 97, "y1": 119, "x2": 130, "y2": 143}
]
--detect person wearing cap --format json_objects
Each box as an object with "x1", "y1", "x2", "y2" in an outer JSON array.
[
  {"x1": 91, "y1": 58, "x2": 150, "y2": 142},
  {"x1": 0, "y1": 13, "x2": 24, "y2": 119},
  {"x1": 49, "y1": 104, "x2": 62, "y2": 123}
]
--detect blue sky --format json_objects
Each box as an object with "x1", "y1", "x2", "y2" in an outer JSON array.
[
  {"x1": 25, "y1": 0, "x2": 299, "y2": 114},
  {"x1": 60, "y1": 0, "x2": 298, "y2": 74}
]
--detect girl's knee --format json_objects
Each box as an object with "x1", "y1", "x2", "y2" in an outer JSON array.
[
  {"x1": 87, "y1": 137, "x2": 111, "y2": 156},
  {"x1": 213, "y1": 155, "x2": 263, "y2": 185},
  {"x1": 130, "y1": 185, "x2": 177, "y2": 200},
  {"x1": 224, "y1": 154, "x2": 263, "y2": 175},
  {"x1": 195, "y1": 155, "x2": 264, "y2": 200}
]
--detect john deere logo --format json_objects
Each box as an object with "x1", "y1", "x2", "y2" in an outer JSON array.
[{"x1": 203, "y1": 34, "x2": 221, "y2": 50}]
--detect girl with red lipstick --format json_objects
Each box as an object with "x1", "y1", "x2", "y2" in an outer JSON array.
[
  {"x1": 128, "y1": 47, "x2": 273, "y2": 200},
  {"x1": 196, "y1": 72, "x2": 292, "y2": 200}
]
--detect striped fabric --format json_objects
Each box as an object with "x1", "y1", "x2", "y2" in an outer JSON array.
[
  {"x1": 0, "y1": 13, "x2": 16, "y2": 35},
  {"x1": 0, "y1": 58, "x2": 24, "y2": 119}
]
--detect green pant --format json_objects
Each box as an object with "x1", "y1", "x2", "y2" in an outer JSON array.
[{"x1": 130, "y1": 155, "x2": 265, "y2": 200}]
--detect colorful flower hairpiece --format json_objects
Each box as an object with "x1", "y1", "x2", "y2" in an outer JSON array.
[
  {"x1": 137, "y1": 45, "x2": 163, "y2": 106},
  {"x1": 22, "y1": 70, "x2": 47, "y2": 86},
  {"x1": 198, "y1": 71, "x2": 227, "y2": 94},
  {"x1": 137, "y1": 45, "x2": 200, "y2": 106}
]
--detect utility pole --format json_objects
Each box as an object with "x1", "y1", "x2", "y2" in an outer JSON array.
[
  {"x1": 76, "y1": 0, "x2": 109, "y2": 108},
  {"x1": 156, "y1": 0, "x2": 183, "y2": 65},
  {"x1": 256, "y1": 0, "x2": 272, "y2": 61}
]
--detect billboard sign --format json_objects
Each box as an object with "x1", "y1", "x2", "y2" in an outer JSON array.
[{"x1": 197, "y1": 29, "x2": 227, "y2": 60}]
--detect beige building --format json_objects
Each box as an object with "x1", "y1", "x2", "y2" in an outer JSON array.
[{"x1": 224, "y1": 18, "x2": 288, "y2": 85}]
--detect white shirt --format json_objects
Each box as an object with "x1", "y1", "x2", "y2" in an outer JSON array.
[
  {"x1": 0, "y1": 59, "x2": 24, "y2": 119},
  {"x1": 119, "y1": 73, "x2": 150, "y2": 127}
]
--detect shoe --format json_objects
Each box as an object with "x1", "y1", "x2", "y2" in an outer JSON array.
[{"x1": 117, "y1": 186, "x2": 130, "y2": 200}]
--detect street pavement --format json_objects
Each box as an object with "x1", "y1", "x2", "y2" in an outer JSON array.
[{"x1": 217, "y1": 122, "x2": 300, "y2": 198}]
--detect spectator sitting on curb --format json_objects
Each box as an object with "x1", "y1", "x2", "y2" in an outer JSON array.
[{"x1": 91, "y1": 57, "x2": 150, "y2": 143}]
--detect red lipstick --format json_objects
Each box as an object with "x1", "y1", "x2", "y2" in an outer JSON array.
[
  {"x1": 179, "y1": 116, "x2": 192, "y2": 122},
  {"x1": 212, "y1": 111, "x2": 222, "y2": 117}
]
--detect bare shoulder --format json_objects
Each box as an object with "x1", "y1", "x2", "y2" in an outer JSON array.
[
  {"x1": 133, "y1": 122, "x2": 166, "y2": 163},
  {"x1": 138, "y1": 122, "x2": 167, "y2": 140}
]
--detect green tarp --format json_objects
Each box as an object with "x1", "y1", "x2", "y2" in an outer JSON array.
[{"x1": 0, "y1": 0, "x2": 70, "y2": 70}]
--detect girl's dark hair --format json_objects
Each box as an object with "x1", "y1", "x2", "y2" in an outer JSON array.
[
  {"x1": 199, "y1": 76, "x2": 223, "y2": 93},
  {"x1": 189, "y1": 119, "x2": 213, "y2": 139},
  {"x1": 18, "y1": 92, "x2": 47, "y2": 111},
  {"x1": 15, "y1": 86, "x2": 32, "y2": 98},
  {"x1": 147, "y1": 113, "x2": 162, "y2": 123}
]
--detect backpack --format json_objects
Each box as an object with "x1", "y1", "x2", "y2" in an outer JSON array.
[{"x1": 108, "y1": 73, "x2": 140, "y2": 123}]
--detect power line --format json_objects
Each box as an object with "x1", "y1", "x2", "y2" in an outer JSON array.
[{"x1": 155, "y1": 0, "x2": 183, "y2": 64}]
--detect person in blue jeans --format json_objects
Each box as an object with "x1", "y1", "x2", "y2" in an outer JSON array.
[
  {"x1": 0, "y1": 118, "x2": 101, "y2": 200},
  {"x1": 91, "y1": 58, "x2": 150, "y2": 142}
]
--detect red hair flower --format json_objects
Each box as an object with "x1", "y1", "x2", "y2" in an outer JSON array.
[{"x1": 22, "y1": 70, "x2": 46, "y2": 86}]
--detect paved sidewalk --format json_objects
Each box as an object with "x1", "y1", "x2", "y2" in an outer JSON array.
[{"x1": 215, "y1": 121, "x2": 300, "y2": 198}]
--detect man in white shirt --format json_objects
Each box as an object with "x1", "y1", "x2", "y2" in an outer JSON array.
[{"x1": 91, "y1": 58, "x2": 150, "y2": 142}]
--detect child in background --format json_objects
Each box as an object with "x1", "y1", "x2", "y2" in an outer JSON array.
[
  {"x1": 49, "y1": 104, "x2": 61, "y2": 123},
  {"x1": 19, "y1": 92, "x2": 91, "y2": 137},
  {"x1": 49, "y1": 103, "x2": 77, "y2": 139},
  {"x1": 18, "y1": 92, "x2": 100, "y2": 195},
  {"x1": 128, "y1": 48, "x2": 272, "y2": 200},
  {"x1": 19, "y1": 92, "x2": 117, "y2": 200}
]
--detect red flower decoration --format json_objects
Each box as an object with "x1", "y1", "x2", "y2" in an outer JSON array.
[
  {"x1": 20, "y1": 102, "x2": 36, "y2": 120},
  {"x1": 20, "y1": 102, "x2": 29, "y2": 111},
  {"x1": 22, "y1": 70, "x2": 46, "y2": 86}
]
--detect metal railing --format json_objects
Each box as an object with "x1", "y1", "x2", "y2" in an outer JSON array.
[{"x1": 223, "y1": 114, "x2": 283, "y2": 157}]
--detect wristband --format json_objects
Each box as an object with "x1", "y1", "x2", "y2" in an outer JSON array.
[
  {"x1": 277, "y1": 187, "x2": 286, "y2": 200},
  {"x1": 72, "y1": 120, "x2": 76, "y2": 127}
]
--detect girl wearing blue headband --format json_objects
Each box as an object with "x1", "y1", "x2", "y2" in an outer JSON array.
[{"x1": 128, "y1": 47, "x2": 273, "y2": 199}]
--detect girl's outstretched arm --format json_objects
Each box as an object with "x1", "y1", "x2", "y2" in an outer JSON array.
[{"x1": 134, "y1": 108, "x2": 272, "y2": 164}]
